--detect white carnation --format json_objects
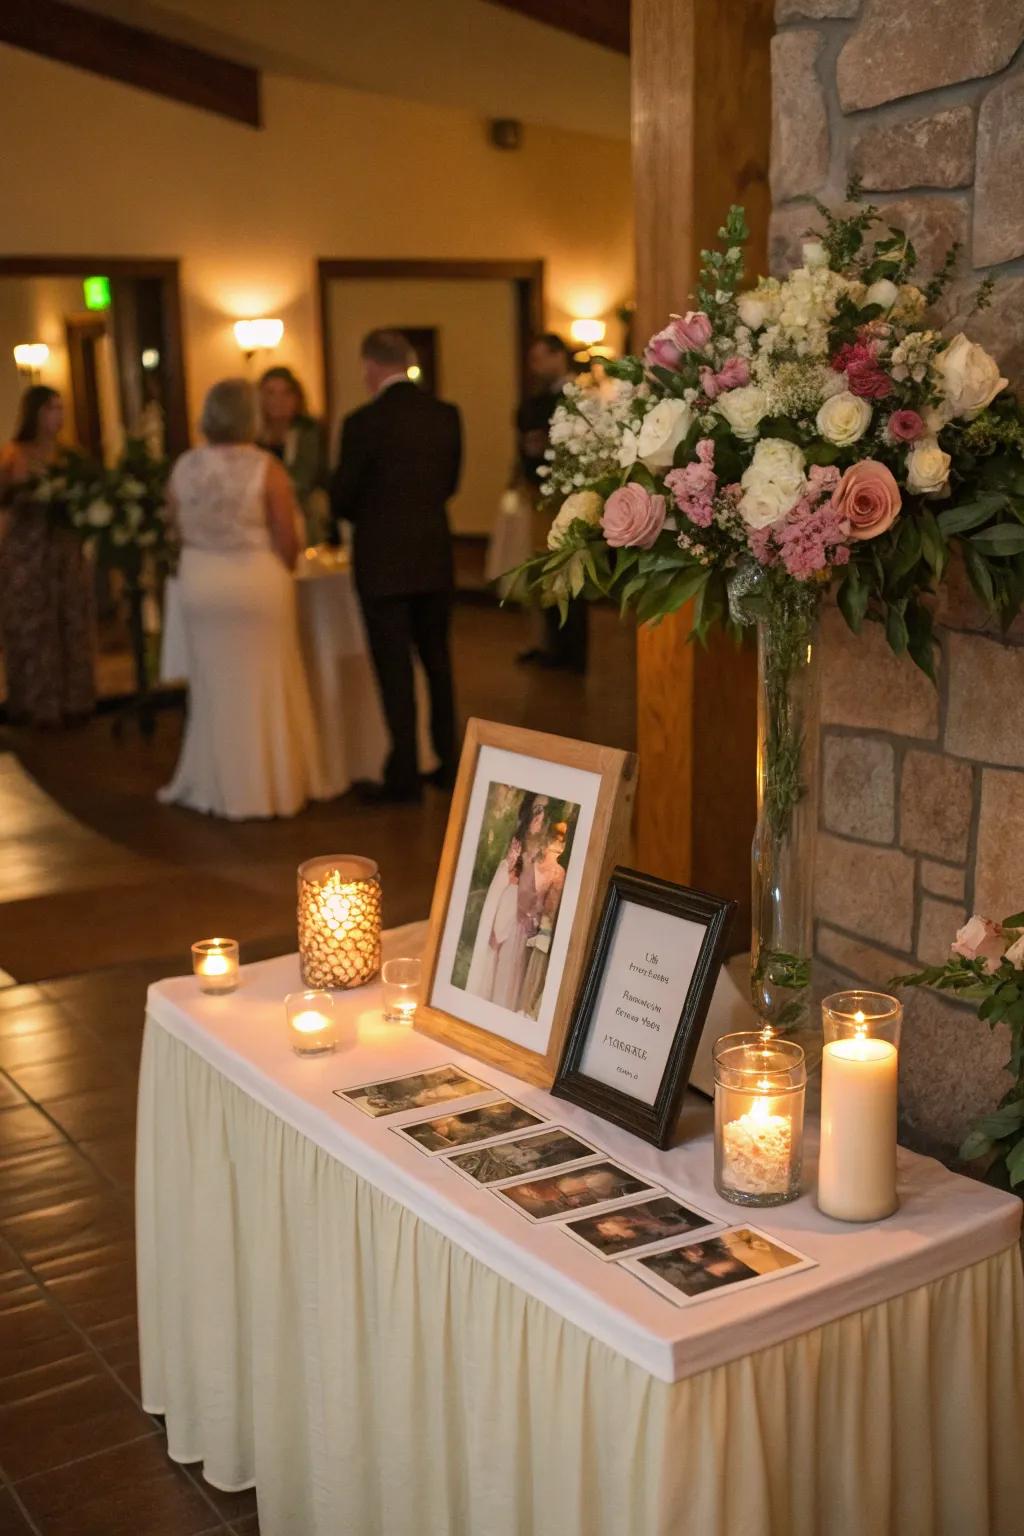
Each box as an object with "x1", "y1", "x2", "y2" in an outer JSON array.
[{"x1": 738, "y1": 438, "x2": 807, "y2": 529}]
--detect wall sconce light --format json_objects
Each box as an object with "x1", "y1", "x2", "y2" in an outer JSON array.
[
  {"x1": 234, "y1": 318, "x2": 284, "y2": 359},
  {"x1": 141, "y1": 348, "x2": 161, "y2": 371},
  {"x1": 406, "y1": 364, "x2": 422, "y2": 382},
  {"x1": 13, "y1": 342, "x2": 50, "y2": 379},
  {"x1": 570, "y1": 318, "x2": 606, "y2": 347}
]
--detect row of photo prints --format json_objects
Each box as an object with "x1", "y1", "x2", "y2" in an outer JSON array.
[{"x1": 333, "y1": 1063, "x2": 816, "y2": 1307}]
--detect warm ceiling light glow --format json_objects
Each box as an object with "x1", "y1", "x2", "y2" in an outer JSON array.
[
  {"x1": 13, "y1": 343, "x2": 49, "y2": 369},
  {"x1": 406, "y1": 364, "x2": 422, "y2": 381},
  {"x1": 141, "y1": 348, "x2": 160, "y2": 370},
  {"x1": 570, "y1": 318, "x2": 606, "y2": 346},
  {"x1": 234, "y1": 318, "x2": 284, "y2": 352}
]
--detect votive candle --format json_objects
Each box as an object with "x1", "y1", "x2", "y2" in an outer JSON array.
[
  {"x1": 192, "y1": 938, "x2": 239, "y2": 994},
  {"x1": 297, "y1": 856, "x2": 382, "y2": 989},
  {"x1": 819, "y1": 991, "x2": 902, "y2": 1222},
  {"x1": 285, "y1": 990, "x2": 338, "y2": 1056},
  {"x1": 714, "y1": 1032, "x2": 806, "y2": 1206}
]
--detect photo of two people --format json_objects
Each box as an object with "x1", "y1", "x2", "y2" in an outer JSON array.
[{"x1": 451, "y1": 781, "x2": 580, "y2": 1022}]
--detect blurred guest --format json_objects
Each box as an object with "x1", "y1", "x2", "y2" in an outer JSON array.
[
  {"x1": 257, "y1": 366, "x2": 329, "y2": 543},
  {"x1": 516, "y1": 334, "x2": 588, "y2": 673},
  {"x1": 0, "y1": 386, "x2": 95, "y2": 727},
  {"x1": 331, "y1": 330, "x2": 461, "y2": 804},
  {"x1": 159, "y1": 379, "x2": 326, "y2": 819}
]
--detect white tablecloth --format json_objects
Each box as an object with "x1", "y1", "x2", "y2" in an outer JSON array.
[
  {"x1": 160, "y1": 558, "x2": 435, "y2": 796},
  {"x1": 137, "y1": 924, "x2": 1024, "y2": 1534}
]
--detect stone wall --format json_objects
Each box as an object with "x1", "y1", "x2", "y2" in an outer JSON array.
[{"x1": 770, "y1": 0, "x2": 1024, "y2": 1156}]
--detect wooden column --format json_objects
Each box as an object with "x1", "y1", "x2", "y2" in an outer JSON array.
[{"x1": 631, "y1": 0, "x2": 773, "y2": 938}]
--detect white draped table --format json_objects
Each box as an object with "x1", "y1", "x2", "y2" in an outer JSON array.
[
  {"x1": 160, "y1": 553, "x2": 435, "y2": 796},
  {"x1": 137, "y1": 924, "x2": 1024, "y2": 1536}
]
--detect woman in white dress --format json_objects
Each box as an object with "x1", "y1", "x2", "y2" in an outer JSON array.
[{"x1": 159, "y1": 378, "x2": 328, "y2": 819}]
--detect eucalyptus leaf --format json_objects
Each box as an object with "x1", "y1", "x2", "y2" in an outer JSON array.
[
  {"x1": 938, "y1": 495, "x2": 1007, "y2": 536},
  {"x1": 970, "y1": 524, "x2": 1024, "y2": 558}
]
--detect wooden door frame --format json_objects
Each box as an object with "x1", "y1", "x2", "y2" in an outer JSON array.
[
  {"x1": 316, "y1": 257, "x2": 545, "y2": 437},
  {"x1": 0, "y1": 255, "x2": 190, "y2": 456},
  {"x1": 64, "y1": 312, "x2": 106, "y2": 459}
]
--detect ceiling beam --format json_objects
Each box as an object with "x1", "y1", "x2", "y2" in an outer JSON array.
[
  {"x1": 484, "y1": 0, "x2": 629, "y2": 56},
  {"x1": 0, "y1": 0, "x2": 261, "y2": 127}
]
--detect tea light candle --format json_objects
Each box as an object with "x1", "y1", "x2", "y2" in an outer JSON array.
[
  {"x1": 285, "y1": 990, "x2": 338, "y2": 1056},
  {"x1": 381, "y1": 957, "x2": 421, "y2": 1025},
  {"x1": 819, "y1": 992, "x2": 902, "y2": 1222},
  {"x1": 297, "y1": 856, "x2": 382, "y2": 990},
  {"x1": 192, "y1": 938, "x2": 239, "y2": 994},
  {"x1": 714, "y1": 1032, "x2": 806, "y2": 1207}
]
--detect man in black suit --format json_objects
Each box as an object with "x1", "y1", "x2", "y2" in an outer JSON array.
[{"x1": 331, "y1": 329, "x2": 462, "y2": 803}]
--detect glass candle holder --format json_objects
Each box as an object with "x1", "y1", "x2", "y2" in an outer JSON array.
[
  {"x1": 714, "y1": 1032, "x2": 807, "y2": 1207},
  {"x1": 819, "y1": 990, "x2": 902, "y2": 1223},
  {"x1": 381, "y1": 957, "x2": 421, "y2": 1024},
  {"x1": 285, "y1": 990, "x2": 338, "y2": 1056},
  {"x1": 192, "y1": 938, "x2": 239, "y2": 994},
  {"x1": 297, "y1": 856, "x2": 382, "y2": 990}
]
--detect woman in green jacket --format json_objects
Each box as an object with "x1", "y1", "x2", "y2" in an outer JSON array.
[{"x1": 257, "y1": 367, "x2": 329, "y2": 543}]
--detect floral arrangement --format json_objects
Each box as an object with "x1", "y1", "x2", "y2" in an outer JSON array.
[
  {"x1": 31, "y1": 437, "x2": 172, "y2": 571},
  {"x1": 895, "y1": 913, "x2": 1024, "y2": 1189}
]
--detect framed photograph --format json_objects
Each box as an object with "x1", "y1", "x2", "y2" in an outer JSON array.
[
  {"x1": 493, "y1": 1159, "x2": 660, "y2": 1223},
  {"x1": 333, "y1": 1064, "x2": 491, "y2": 1118},
  {"x1": 621, "y1": 1226, "x2": 815, "y2": 1307},
  {"x1": 416, "y1": 719, "x2": 636, "y2": 1087},
  {"x1": 392, "y1": 1097, "x2": 546, "y2": 1155},
  {"x1": 552, "y1": 868, "x2": 735, "y2": 1148},
  {"x1": 443, "y1": 1125, "x2": 599, "y2": 1187},
  {"x1": 562, "y1": 1193, "x2": 719, "y2": 1261}
]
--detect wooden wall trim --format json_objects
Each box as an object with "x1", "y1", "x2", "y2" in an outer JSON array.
[{"x1": 0, "y1": 0, "x2": 261, "y2": 127}]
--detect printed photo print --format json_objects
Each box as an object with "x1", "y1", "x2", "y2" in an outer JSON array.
[
  {"x1": 626, "y1": 1226, "x2": 814, "y2": 1307},
  {"x1": 495, "y1": 1160, "x2": 658, "y2": 1222},
  {"x1": 451, "y1": 782, "x2": 581, "y2": 1022},
  {"x1": 395, "y1": 1098, "x2": 545, "y2": 1154},
  {"x1": 564, "y1": 1194, "x2": 718, "y2": 1260},
  {"x1": 335, "y1": 1064, "x2": 489, "y2": 1119},
  {"x1": 445, "y1": 1126, "x2": 597, "y2": 1186}
]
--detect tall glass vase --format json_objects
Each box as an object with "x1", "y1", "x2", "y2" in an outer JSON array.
[{"x1": 750, "y1": 588, "x2": 822, "y2": 1034}]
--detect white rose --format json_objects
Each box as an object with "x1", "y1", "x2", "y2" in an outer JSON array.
[
  {"x1": 922, "y1": 402, "x2": 953, "y2": 434},
  {"x1": 905, "y1": 437, "x2": 952, "y2": 496},
  {"x1": 547, "y1": 490, "x2": 604, "y2": 550},
  {"x1": 816, "y1": 390, "x2": 872, "y2": 446},
  {"x1": 865, "y1": 278, "x2": 898, "y2": 311},
  {"x1": 738, "y1": 438, "x2": 807, "y2": 529},
  {"x1": 617, "y1": 428, "x2": 638, "y2": 470},
  {"x1": 635, "y1": 398, "x2": 693, "y2": 470},
  {"x1": 1005, "y1": 934, "x2": 1024, "y2": 970},
  {"x1": 934, "y1": 333, "x2": 1008, "y2": 420},
  {"x1": 85, "y1": 498, "x2": 114, "y2": 528},
  {"x1": 714, "y1": 383, "x2": 769, "y2": 441},
  {"x1": 802, "y1": 240, "x2": 829, "y2": 270}
]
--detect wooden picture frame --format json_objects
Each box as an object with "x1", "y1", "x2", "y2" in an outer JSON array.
[
  {"x1": 552, "y1": 868, "x2": 735, "y2": 1147},
  {"x1": 416, "y1": 719, "x2": 637, "y2": 1087}
]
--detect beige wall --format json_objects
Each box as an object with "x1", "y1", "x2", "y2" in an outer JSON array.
[
  {"x1": 326, "y1": 277, "x2": 518, "y2": 534},
  {"x1": 0, "y1": 277, "x2": 82, "y2": 442},
  {"x1": 0, "y1": 46, "x2": 632, "y2": 445}
]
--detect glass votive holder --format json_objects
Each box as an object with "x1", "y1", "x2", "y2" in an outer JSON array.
[
  {"x1": 381, "y1": 957, "x2": 421, "y2": 1025},
  {"x1": 714, "y1": 1031, "x2": 807, "y2": 1207},
  {"x1": 297, "y1": 855, "x2": 382, "y2": 990},
  {"x1": 285, "y1": 990, "x2": 339, "y2": 1056},
  {"x1": 819, "y1": 990, "x2": 902, "y2": 1223},
  {"x1": 192, "y1": 938, "x2": 239, "y2": 995}
]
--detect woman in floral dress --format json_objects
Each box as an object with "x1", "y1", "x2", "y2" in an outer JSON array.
[{"x1": 0, "y1": 387, "x2": 95, "y2": 726}]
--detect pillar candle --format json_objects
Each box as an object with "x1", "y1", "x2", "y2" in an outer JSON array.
[{"x1": 818, "y1": 1034, "x2": 898, "y2": 1221}]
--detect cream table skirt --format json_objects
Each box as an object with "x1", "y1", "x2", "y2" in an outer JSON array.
[{"x1": 137, "y1": 957, "x2": 1024, "y2": 1535}]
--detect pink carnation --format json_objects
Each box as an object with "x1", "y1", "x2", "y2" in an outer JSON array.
[
  {"x1": 749, "y1": 465, "x2": 849, "y2": 579},
  {"x1": 886, "y1": 409, "x2": 925, "y2": 443},
  {"x1": 834, "y1": 340, "x2": 892, "y2": 400},
  {"x1": 601, "y1": 483, "x2": 667, "y2": 550},
  {"x1": 665, "y1": 439, "x2": 717, "y2": 527},
  {"x1": 698, "y1": 355, "x2": 750, "y2": 400}
]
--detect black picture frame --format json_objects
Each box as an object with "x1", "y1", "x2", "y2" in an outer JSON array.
[{"x1": 551, "y1": 867, "x2": 735, "y2": 1149}]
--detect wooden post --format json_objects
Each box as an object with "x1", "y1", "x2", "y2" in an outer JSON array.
[{"x1": 631, "y1": 0, "x2": 773, "y2": 938}]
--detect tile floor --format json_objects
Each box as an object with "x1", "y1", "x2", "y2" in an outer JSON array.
[{"x1": 0, "y1": 602, "x2": 635, "y2": 1532}]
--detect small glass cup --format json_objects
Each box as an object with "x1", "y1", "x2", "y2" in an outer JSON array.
[
  {"x1": 192, "y1": 938, "x2": 239, "y2": 995},
  {"x1": 285, "y1": 989, "x2": 338, "y2": 1056},
  {"x1": 714, "y1": 1031, "x2": 806, "y2": 1207},
  {"x1": 381, "y1": 958, "x2": 421, "y2": 1025}
]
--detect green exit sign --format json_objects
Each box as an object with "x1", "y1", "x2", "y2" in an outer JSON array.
[{"x1": 83, "y1": 275, "x2": 111, "y2": 311}]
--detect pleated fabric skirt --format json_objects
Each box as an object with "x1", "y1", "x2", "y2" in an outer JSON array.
[{"x1": 159, "y1": 546, "x2": 328, "y2": 819}]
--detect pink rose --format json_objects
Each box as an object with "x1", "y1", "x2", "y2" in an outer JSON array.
[
  {"x1": 671, "y1": 311, "x2": 713, "y2": 351},
  {"x1": 644, "y1": 327, "x2": 682, "y2": 369},
  {"x1": 951, "y1": 916, "x2": 1006, "y2": 974},
  {"x1": 698, "y1": 355, "x2": 750, "y2": 400},
  {"x1": 832, "y1": 459, "x2": 901, "y2": 541},
  {"x1": 601, "y1": 483, "x2": 667, "y2": 549},
  {"x1": 886, "y1": 409, "x2": 925, "y2": 443},
  {"x1": 834, "y1": 339, "x2": 893, "y2": 400}
]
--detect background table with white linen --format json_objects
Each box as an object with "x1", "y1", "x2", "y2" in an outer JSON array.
[
  {"x1": 160, "y1": 550, "x2": 435, "y2": 796},
  {"x1": 137, "y1": 923, "x2": 1024, "y2": 1536}
]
